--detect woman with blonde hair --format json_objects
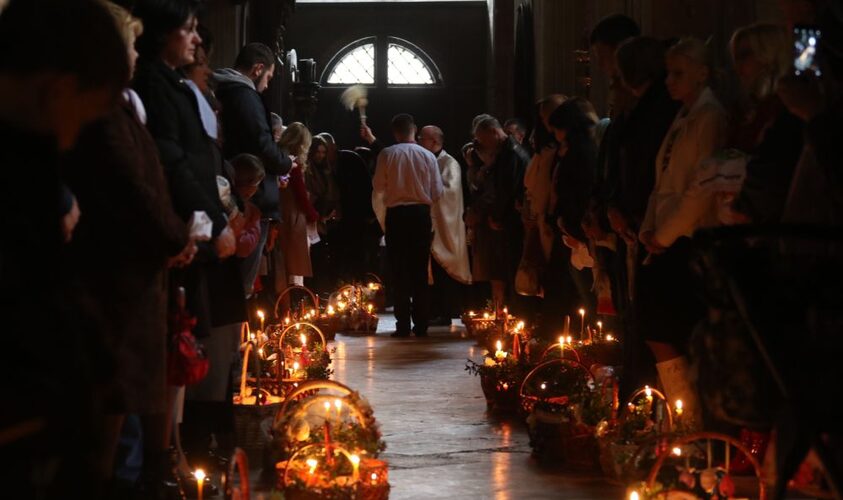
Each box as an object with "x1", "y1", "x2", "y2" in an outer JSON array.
[
  {"x1": 729, "y1": 23, "x2": 805, "y2": 223},
  {"x1": 278, "y1": 122, "x2": 318, "y2": 289},
  {"x1": 636, "y1": 37, "x2": 728, "y2": 429}
]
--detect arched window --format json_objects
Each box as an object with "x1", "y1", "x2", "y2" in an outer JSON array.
[
  {"x1": 322, "y1": 36, "x2": 442, "y2": 87},
  {"x1": 324, "y1": 38, "x2": 376, "y2": 85},
  {"x1": 387, "y1": 38, "x2": 440, "y2": 85}
]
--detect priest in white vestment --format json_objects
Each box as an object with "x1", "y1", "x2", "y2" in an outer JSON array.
[{"x1": 419, "y1": 126, "x2": 471, "y2": 323}]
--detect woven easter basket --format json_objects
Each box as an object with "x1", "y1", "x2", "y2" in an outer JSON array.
[
  {"x1": 598, "y1": 386, "x2": 675, "y2": 483},
  {"x1": 277, "y1": 444, "x2": 390, "y2": 500},
  {"x1": 233, "y1": 342, "x2": 283, "y2": 458},
  {"x1": 521, "y1": 359, "x2": 600, "y2": 468},
  {"x1": 221, "y1": 447, "x2": 250, "y2": 500},
  {"x1": 479, "y1": 371, "x2": 520, "y2": 411}
]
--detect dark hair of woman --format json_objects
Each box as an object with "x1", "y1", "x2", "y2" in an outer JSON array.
[
  {"x1": 134, "y1": 0, "x2": 200, "y2": 60},
  {"x1": 548, "y1": 97, "x2": 598, "y2": 138}
]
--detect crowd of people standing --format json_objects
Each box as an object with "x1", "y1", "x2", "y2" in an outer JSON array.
[{"x1": 2, "y1": 0, "x2": 842, "y2": 498}]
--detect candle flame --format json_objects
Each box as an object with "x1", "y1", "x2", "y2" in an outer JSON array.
[
  {"x1": 629, "y1": 491, "x2": 640, "y2": 500},
  {"x1": 606, "y1": 334, "x2": 614, "y2": 341},
  {"x1": 496, "y1": 340, "x2": 502, "y2": 351},
  {"x1": 597, "y1": 321, "x2": 603, "y2": 328},
  {"x1": 371, "y1": 472, "x2": 378, "y2": 482},
  {"x1": 258, "y1": 347, "x2": 264, "y2": 356},
  {"x1": 300, "y1": 334, "x2": 307, "y2": 346},
  {"x1": 324, "y1": 401, "x2": 331, "y2": 411},
  {"x1": 672, "y1": 446, "x2": 682, "y2": 456},
  {"x1": 675, "y1": 399, "x2": 683, "y2": 410},
  {"x1": 293, "y1": 362, "x2": 300, "y2": 371},
  {"x1": 306, "y1": 458, "x2": 318, "y2": 474},
  {"x1": 540, "y1": 382, "x2": 547, "y2": 390},
  {"x1": 559, "y1": 336, "x2": 565, "y2": 347},
  {"x1": 350, "y1": 454, "x2": 360, "y2": 465},
  {"x1": 194, "y1": 469, "x2": 206, "y2": 481},
  {"x1": 578, "y1": 308, "x2": 585, "y2": 316},
  {"x1": 566, "y1": 335, "x2": 572, "y2": 344},
  {"x1": 645, "y1": 386, "x2": 653, "y2": 399},
  {"x1": 334, "y1": 399, "x2": 342, "y2": 410},
  {"x1": 257, "y1": 310, "x2": 265, "y2": 320}
]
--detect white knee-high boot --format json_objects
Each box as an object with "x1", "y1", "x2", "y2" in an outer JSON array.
[{"x1": 656, "y1": 356, "x2": 701, "y2": 430}]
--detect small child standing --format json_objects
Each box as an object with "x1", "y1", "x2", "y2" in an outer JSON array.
[{"x1": 229, "y1": 153, "x2": 265, "y2": 262}]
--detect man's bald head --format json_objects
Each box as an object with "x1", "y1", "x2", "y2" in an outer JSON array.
[{"x1": 419, "y1": 125, "x2": 444, "y2": 154}]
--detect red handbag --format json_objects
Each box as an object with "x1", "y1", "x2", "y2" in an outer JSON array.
[{"x1": 167, "y1": 288, "x2": 209, "y2": 386}]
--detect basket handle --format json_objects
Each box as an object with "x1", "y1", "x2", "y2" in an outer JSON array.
[
  {"x1": 276, "y1": 380, "x2": 355, "y2": 426},
  {"x1": 282, "y1": 443, "x2": 357, "y2": 487},
  {"x1": 274, "y1": 285, "x2": 319, "y2": 319},
  {"x1": 240, "y1": 322, "x2": 251, "y2": 344},
  {"x1": 622, "y1": 386, "x2": 674, "y2": 431},
  {"x1": 287, "y1": 395, "x2": 368, "y2": 430},
  {"x1": 223, "y1": 447, "x2": 250, "y2": 500},
  {"x1": 364, "y1": 272, "x2": 383, "y2": 285},
  {"x1": 238, "y1": 342, "x2": 264, "y2": 404},
  {"x1": 279, "y1": 322, "x2": 327, "y2": 350},
  {"x1": 518, "y1": 358, "x2": 594, "y2": 400},
  {"x1": 644, "y1": 432, "x2": 766, "y2": 500},
  {"x1": 538, "y1": 342, "x2": 582, "y2": 364}
]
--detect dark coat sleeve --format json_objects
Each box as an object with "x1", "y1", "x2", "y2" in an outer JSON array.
[
  {"x1": 733, "y1": 109, "x2": 804, "y2": 223},
  {"x1": 135, "y1": 78, "x2": 228, "y2": 237},
  {"x1": 221, "y1": 86, "x2": 291, "y2": 175},
  {"x1": 555, "y1": 139, "x2": 596, "y2": 241}
]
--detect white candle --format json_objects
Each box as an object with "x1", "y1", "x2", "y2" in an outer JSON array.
[
  {"x1": 578, "y1": 308, "x2": 585, "y2": 339},
  {"x1": 194, "y1": 469, "x2": 206, "y2": 500},
  {"x1": 257, "y1": 310, "x2": 265, "y2": 332}
]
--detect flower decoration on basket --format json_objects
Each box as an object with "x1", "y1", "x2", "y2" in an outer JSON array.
[
  {"x1": 596, "y1": 385, "x2": 682, "y2": 483},
  {"x1": 272, "y1": 381, "x2": 390, "y2": 500},
  {"x1": 466, "y1": 334, "x2": 531, "y2": 412},
  {"x1": 626, "y1": 432, "x2": 766, "y2": 500}
]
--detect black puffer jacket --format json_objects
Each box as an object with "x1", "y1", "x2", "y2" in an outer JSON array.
[{"x1": 214, "y1": 68, "x2": 292, "y2": 219}]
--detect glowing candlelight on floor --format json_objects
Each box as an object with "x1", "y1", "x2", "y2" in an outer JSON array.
[
  {"x1": 194, "y1": 469, "x2": 206, "y2": 500},
  {"x1": 578, "y1": 308, "x2": 585, "y2": 338},
  {"x1": 257, "y1": 310, "x2": 265, "y2": 332},
  {"x1": 494, "y1": 340, "x2": 507, "y2": 362},
  {"x1": 350, "y1": 454, "x2": 360, "y2": 482}
]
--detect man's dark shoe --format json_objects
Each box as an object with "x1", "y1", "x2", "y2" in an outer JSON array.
[{"x1": 390, "y1": 330, "x2": 411, "y2": 338}]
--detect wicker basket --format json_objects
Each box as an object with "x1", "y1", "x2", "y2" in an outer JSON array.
[
  {"x1": 479, "y1": 371, "x2": 520, "y2": 411},
  {"x1": 233, "y1": 342, "x2": 283, "y2": 458},
  {"x1": 598, "y1": 385, "x2": 675, "y2": 482},
  {"x1": 518, "y1": 358, "x2": 594, "y2": 415},
  {"x1": 278, "y1": 444, "x2": 390, "y2": 500}
]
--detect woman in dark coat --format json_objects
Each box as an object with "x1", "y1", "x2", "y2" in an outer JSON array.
[
  {"x1": 549, "y1": 97, "x2": 599, "y2": 315},
  {"x1": 63, "y1": 1, "x2": 191, "y2": 491},
  {"x1": 131, "y1": 0, "x2": 242, "y2": 485}
]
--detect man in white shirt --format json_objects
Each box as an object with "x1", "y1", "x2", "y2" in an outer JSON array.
[
  {"x1": 373, "y1": 114, "x2": 444, "y2": 337},
  {"x1": 419, "y1": 125, "x2": 471, "y2": 326}
]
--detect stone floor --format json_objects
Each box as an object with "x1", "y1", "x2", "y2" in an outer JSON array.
[{"x1": 325, "y1": 318, "x2": 623, "y2": 499}]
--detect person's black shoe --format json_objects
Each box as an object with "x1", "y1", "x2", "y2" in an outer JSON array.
[
  {"x1": 413, "y1": 328, "x2": 428, "y2": 337},
  {"x1": 390, "y1": 330, "x2": 411, "y2": 338}
]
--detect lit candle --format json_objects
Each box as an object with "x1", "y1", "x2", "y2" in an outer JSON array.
[
  {"x1": 300, "y1": 333, "x2": 307, "y2": 348},
  {"x1": 566, "y1": 335, "x2": 573, "y2": 345},
  {"x1": 258, "y1": 347, "x2": 264, "y2": 358},
  {"x1": 194, "y1": 469, "x2": 206, "y2": 500},
  {"x1": 540, "y1": 382, "x2": 547, "y2": 390},
  {"x1": 367, "y1": 303, "x2": 374, "y2": 314},
  {"x1": 483, "y1": 312, "x2": 490, "y2": 320},
  {"x1": 468, "y1": 310, "x2": 476, "y2": 317},
  {"x1": 597, "y1": 321, "x2": 603, "y2": 337},
  {"x1": 629, "y1": 491, "x2": 640, "y2": 500},
  {"x1": 257, "y1": 310, "x2": 265, "y2": 332},
  {"x1": 559, "y1": 336, "x2": 566, "y2": 349},
  {"x1": 370, "y1": 472, "x2": 378, "y2": 486},
  {"x1": 306, "y1": 458, "x2": 318, "y2": 486},
  {"x1": 327, "y1": 305, "x2": 335, "y2": 316},
  {"x1": 324, "y1": 401, "x2": 332, "y2": 417},
  {"x1": 350, "y1": 454, "x2": 360, "y2": 482},
  {"x1": 284, "y1": 316, "x2": 291, "y2": 325},
  {"x1": 578, "y1": 308, "x2": 585, "y2": 339},
  {"x1": 494, "y1": 340, "x2": 507, "y2": 362},
  {"x1": 334, "y1": 398, "x2": 342, "y2": 419},
  {"x1": 645, "y1": 385, "x2": 653, "y2": 401},
  {"x1": 606, "y1": 334, "x2": 614, "y2": 342},
  {"x1": 675, "y1": 399, "x2": 684, "y2": 418}
]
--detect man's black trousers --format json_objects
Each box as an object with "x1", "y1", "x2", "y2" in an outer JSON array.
[{"x1": 385, "y1": 204, "x2": 432, "y2": 334}]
